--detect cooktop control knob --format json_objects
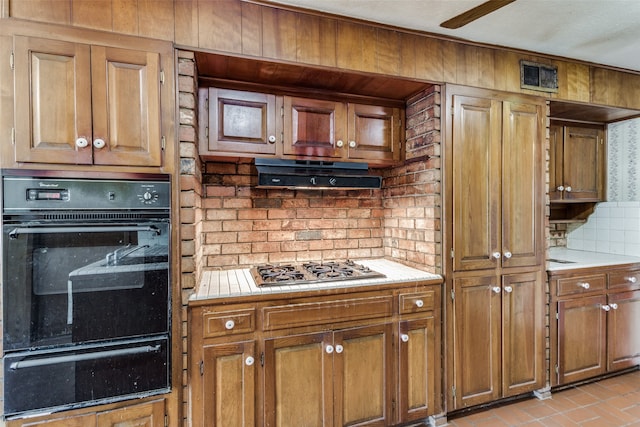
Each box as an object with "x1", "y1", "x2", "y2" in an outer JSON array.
[{"x1": 329, "y1": 177, "x2": 337, "y2": 186}]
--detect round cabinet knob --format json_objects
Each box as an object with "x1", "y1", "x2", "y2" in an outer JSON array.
[
  {"x1": 348, "y1": 140, "x2": 356, "y2": 148},
  {"x1": 415, "y1": 299, "x2": 424, "y2": 308},
  {"x1": 335, "y1": 344, "x2": 344, "y2": 354},
  {"x1": 93, "y1": 138, "x2": 106, "y2": 149},
  {"x1": 557, "y1": 185, "x2": 565, "y2": 192},
  {"x1": 602, "y1": 304, "x2": 611, "y2": 311},
  {"x1": 565, "y1": 186, "x2": 572, "y2": 192},
  {"x1": 245, "y1": 356, "x2": 255, "y2": 366},
  {"x1": 578, "y1": 282, "x2": 590, "y2": 290},
  {"x1": 504, "y1": 286, "x2": 513, "y2": 293},
  {"x1": 627, "y1": 276, "x2": 637, "y2": 284},
  {"x1": 504, "y1": 251, "x2": 512, "y2": 259},
  {"x1": 225, "y1": 320, "x2": 235, "y2": 330},
  {"x1": 492, "y1": 286, "x2": 502, "y2": 294},
  {"x1": 325, "y1": 345, "x2": 334, "y2": 354},
  {"x1": 268, "y1": 135, "x2": 276, "y2": 144},
  {"x1": 492, "y1": 252, "x2": 501, "y2": 259},
  {"x1": 610, "y1": 303, "x2": 619, "y2": 310},
  {"x1": 75, "y1": 137, "x2": 89, "y2": 148},
  {"x1": 336, "y1": 140, "x2": 344, "y2": 148},
  {"x1": 401, "y1": 334, "x2": 409, "y2": 343}
]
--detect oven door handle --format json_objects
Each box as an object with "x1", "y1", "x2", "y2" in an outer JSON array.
[
  {"x1": 8, "y1": 344, "x2": 162, "y2": 370},
  {"x1": 9, "y1": 225, "x2": 161, "y2": 239}
]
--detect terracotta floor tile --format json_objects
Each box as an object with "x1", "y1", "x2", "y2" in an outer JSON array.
[{"x1": 447, "y1": 370, "x2": 640, "y2": 427}]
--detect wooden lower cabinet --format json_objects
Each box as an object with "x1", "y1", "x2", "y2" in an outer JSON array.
[
  {"x1": 11, "y1": 400, "x2": 165, "y2": 427},
  {"x1": 450, "y1": 270, "x2": 544, "y2": 409},
  {"x1": 550, "y1": 267, "x2": 640, "y2": 387},
  {"x1": 264, "y1": 324, "x2": 393, "y2": 427},
  {"x1": 189, "y1": 284, "x2": 442, "y2": 427}
]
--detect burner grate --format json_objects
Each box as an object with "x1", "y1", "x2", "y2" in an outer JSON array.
[{"x1": 251, "y1": 260, "x2": 385, "y2": 286}]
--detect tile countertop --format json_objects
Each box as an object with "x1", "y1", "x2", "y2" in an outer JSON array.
[
  {"x1": 191, "y1": 259, "x2": 443, "y2": 301},
  {"x1": 547, "y1": 248, "x2": 640, "y2": 272}
]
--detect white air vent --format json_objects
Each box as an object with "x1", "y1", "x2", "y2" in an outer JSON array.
[{"x1": 520, "y1": 60, "x2": 558, "y2": 93}]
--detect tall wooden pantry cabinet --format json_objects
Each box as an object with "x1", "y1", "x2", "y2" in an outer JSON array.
[{"x1": 443, "y1": 85, "x2": 546, "y2": 411}]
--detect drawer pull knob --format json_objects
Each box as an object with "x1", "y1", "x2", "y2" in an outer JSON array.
[
  {"x1": 415, "y1": 299, "x2": 424, "y2": 308},
  {"x1": 245, "y1": 356, "x2": 255, "y2": 366},
  {"x1": 401, "y1": 334, "x2": 409, "y2": 343},
  {"x1": 610, "y1": 303, "x2": 619, "y2": 310},
  {"x1": 75, "y1": 137, "x2": 89, "y2": 148},
  {"x1": 504, "y1": 286, "x2": 513, "y2": 293},
  {"x1": 492, "y1": 252, "x2": 501, "y2": 259},
  {"x1": 504, "y1": 251, "x2": 512, "y2": 259},
  {"x1": 557, "y1": 185, "x2": 564, "y2": 192},
  {"x1": 565, "y1": 186, "x2": 572, "y2": 192},
  {"x1": 93, "y1": 138, "x2": 106, "y2": 149},
  {"x1": 336, "y1": 140, "x2": 344, "y2": 148},
  {"x1": 335, "y1": 344, "x2": 344, "y2": 354},
  {"x1": 225, "y1": 320, "x2": 235, "y2": 330},
  {"x1": 268, "y1": 135, "x2": 276, "y2": 143},
  {"x1": 492, "y1": 286, "x2": 502, "y2": 294},
  {"x1": 602, "y1": 304, "x2": 611, "y2": 311},
  {"x1": 326, "y1": 345, "x2": 334, "y2": 354},
  {"x1": 626, "y1": 276, "x2": 637, "y2": 284},
  {"x1": 578, "y1": 282, "x2": 590, "y2": 289},
  {"x1": 349, "y1": 140, "x2": 357, "y2": 148}
]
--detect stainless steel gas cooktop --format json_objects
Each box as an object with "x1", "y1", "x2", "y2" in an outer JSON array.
[{"x1": 251, "y1": 260, "x2": 386, "y2": 286}]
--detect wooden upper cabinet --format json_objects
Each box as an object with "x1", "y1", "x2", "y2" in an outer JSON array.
[
  {"x1": 283, "y1": 96, "x2": 345, "y2": 158},
  {"x1": 451, "y1": 94, "x2": 543, "y2": 272},
  {"x1": 201, "y1": 88, "x2": 279, "y2": 156},
  {"x1": 549, "y1": 123, "x2": 605, "y2": 202},
  {"x1": 347, "y1": 103, "x2": 401, "y2": 163},
  {"x1": 13, "y1": 36, "x2": 163, "y2": 167}
]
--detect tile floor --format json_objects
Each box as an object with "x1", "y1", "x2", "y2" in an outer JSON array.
[{"x1": 447, "y1": 369, "x2": 640, "y2": 426}]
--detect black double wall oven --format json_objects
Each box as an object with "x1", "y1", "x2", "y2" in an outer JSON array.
[{"x1": 1, "y1": 170, "x2": 171, "y2": 418}]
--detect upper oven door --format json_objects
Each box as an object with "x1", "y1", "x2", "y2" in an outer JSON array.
[{"x1": 2, "y1": 220, "x2": 170, "y2": 351}]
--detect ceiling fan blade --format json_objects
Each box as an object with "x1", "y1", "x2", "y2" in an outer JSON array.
[{"x1": 440, "y1": 0, "x2": 517, "y2": 29}]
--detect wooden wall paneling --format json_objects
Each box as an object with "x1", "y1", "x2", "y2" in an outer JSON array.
[
  {"x1": 413, "y1": 34, "x2": 444, "y2": 83},
  {"x1": 262, "y1": 7, "x2": 297, "y2": 61},
  {"x1": 175, "y1": 0, "x2": 199, "y2": 47},
  {"x1": 337, "y1": 21, "x2": 377, "y2": 73},
  {"x1": 295, "y1": 14, "x2": 337, "y2": 67},
  {"x1": 241, "y1": 1, "x2": 263, "y2": 56},
  {"x1": 591, "y1": 67, "x2": 640, "y2": 110},
  {"x1": 398, "y1": 32, "x2": 417, "y2": 79},
  {"x1": 112, "y1": 0, "x2": 139, "y2": 35},
  {"x1": 375, "y1": 27, "x2": 400, "y2": 76},
  {"x1": 441, "y1": 40, "x2": 458, "y2": 85},
  {"x1": 198, "y1": 0, "x2": 243, "y2": 54},
  {"x1": 9, "y1": 0, "x2": 71, "y2": 24},
  {"x1": 555, "y1": 61, "x2": 590, "y2": 103},
  {"x1": 492, "y1": 50, "x2": 520, "y2": 93},
  {"x1": 72, "y1": 0, "x2": 112, "y2": 31},
  {"x1": 137, "y1": 0, "x2": 174, "y2": 41}
]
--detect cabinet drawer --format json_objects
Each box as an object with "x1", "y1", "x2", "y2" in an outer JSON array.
[
  {"x1": 263, "y1": 296, "x2": 393, "y2": 331},
  {"x1": 608, "y1": 269, "x2": 640, "y2": 291},
  {"x1": 556, "y1": 274, "x2": 606, "y2": 297},
  {"x1": 202, "y1": 309, "x2": 256, "y2": 338},
  {"x1": 399, "y1": 290, "x2": 436, "y2": 314}
]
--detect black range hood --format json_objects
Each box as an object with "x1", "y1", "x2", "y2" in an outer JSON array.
[{"x1": 255, "y1": 159, "x2": 382, "y2": 190}]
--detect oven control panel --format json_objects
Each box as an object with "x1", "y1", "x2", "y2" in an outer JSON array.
[{"x1": 3, "y1": 174, "x2": 170, "y2": 211}]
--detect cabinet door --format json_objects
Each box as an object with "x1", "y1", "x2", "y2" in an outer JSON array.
[
  {"x1": 204, "y1": 88, "x2": 278, "y2": 155},
  {"x1": 451, "y1": 274, "x2": 501, "y2": 409},
  {"x1": 283, "y1": 96, "x2": 346, "y2": 158},
  {"x1": 557, "y1": 295, "x2": 607, "y2": 385},
  {"x1": 198, "y1": 341, "x2": 256, "y2": 427},
  {"x1": 96, "y1": 400, "x2": 165, "y2": 427},
  {"x1": 502, "y1": 271, "x2": 544, "y2": 396},
  {"x1": 13, "y1": 36, "x2": 93, "y2": 164},
  {"x1": 91, "y1": 46, "x2": 162, "y2": 166},
  {"x1": 501, "y1": 101, "x2": 543, "y2": 268},
  {"x1": 333, "y1": 323, "x2": 393, "y2": 427},
  {"x1": 607, "y1": 290, "x2": 640, "y2": 372},
  {"x1": 398, "y1": 317, "x2": 436, "y2": 424},
  {"x1": 562, "y1": 126, "x2": 605, "y2": 201},
  {"x1": 346, "y1": 103, "x2": 400, "y2": 164},
  {"x1": 451, "y1": 95, "x2": 502, "y2": 272},
  {"x1": 263, "y1": 332, "x2": 333, "y2": 427}
]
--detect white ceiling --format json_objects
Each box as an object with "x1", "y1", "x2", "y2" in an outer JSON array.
[{"x1": 267, "y1": 0, "x2": 640, "y2": 73}]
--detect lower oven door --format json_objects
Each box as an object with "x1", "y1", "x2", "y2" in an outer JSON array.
[{"x1": 3, "y1": 335, "x2": 170, "y2": 417}]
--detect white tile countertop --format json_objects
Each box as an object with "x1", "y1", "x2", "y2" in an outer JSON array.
[
  {"x1": 547, "y1": 247, "x2": 640, "y2": 272},
  {"x1": 192, "y1": 259, "x2": 443, "y2": 300}
]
